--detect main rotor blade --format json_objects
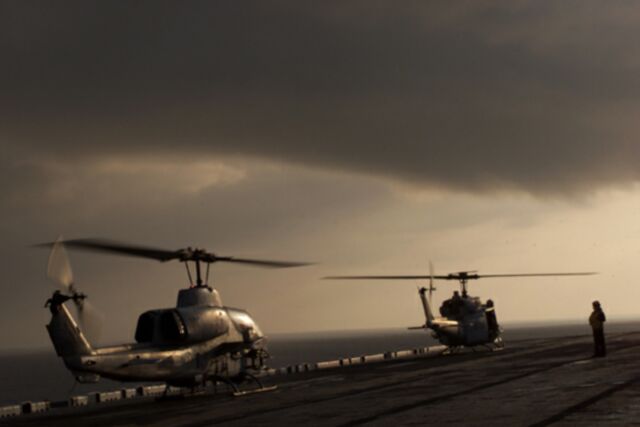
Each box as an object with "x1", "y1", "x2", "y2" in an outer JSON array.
[
  {"x1": 216, "y1": 257, "x2": 312, "y2": 268},
  {"x1": 476, "y1": 272, "x2": 597, "y2": 279},
  {"x1": 37, "y1": 239, "x2": 312, "y2": 267},
  {"x1": 38, "y1": 238, "x2": 180, "y2": 262},
  {"x1": 324, "y1": 275, "x2": 452, "y2": 280},
  {"x1": 324, "y1": 272, "x2": 597, "y2": 280}
]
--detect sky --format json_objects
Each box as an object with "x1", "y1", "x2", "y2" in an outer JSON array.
[{"x1": 2, "y1": 1, "x2": 640, "y2": 350}]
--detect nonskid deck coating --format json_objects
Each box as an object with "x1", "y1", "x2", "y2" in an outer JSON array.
[{"x1": 6, "y1": 332, "x2": 640, "y2": 426}]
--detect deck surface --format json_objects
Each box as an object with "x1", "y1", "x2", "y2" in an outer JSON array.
[{"x1": 7, "y1": 332, "x2": 640, "y2": 426}]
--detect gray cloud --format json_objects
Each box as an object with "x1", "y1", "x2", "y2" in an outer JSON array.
[
  {"x1": 3, "y1": 2, "x2": 637, "y2": 350},
  {"x1": 2, "y1": 1, "x2": 640, "y2": 195}
]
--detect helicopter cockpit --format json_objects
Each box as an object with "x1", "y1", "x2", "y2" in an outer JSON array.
[{"x1": 135, "y1": 305, "x2": 230, "y2": 345}]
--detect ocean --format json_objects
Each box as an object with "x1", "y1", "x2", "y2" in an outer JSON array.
[{"x1": 1, "y1": 321, "x2": 638, "y2": 406}]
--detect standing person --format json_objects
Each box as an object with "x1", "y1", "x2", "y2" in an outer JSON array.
[{"x1": 589, "y1": 301, "x2": 606, "y2": 357}]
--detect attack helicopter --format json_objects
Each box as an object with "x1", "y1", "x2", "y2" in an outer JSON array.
[
  {"x1": 326, "y1": 264, "x2": 596, "y2": 351},
  {"x1": 38, "y1": 238, "x2": 310, "y2": 395}
]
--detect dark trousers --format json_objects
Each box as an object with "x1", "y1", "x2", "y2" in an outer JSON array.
[{"x1": 592, "y1": 327, "x2": 606, "y2": 357}]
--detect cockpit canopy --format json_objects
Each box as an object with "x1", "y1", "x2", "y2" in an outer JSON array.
[
  {"x1": 135, "y1": 306, "x2": 263, "y2": 345},
  {"x1": 135, "y1": 306, "x2": 229, "y2": 345}
]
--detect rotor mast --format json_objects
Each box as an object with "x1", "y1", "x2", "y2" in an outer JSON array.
[
  {"x1": 458, "y1": 274, "x2": 469, "y2": 297},
  {"x1": 183, "y1": 249, "x2": 212, "y2": 288},
  {"x1": 446, "y1": 271, "x2": 481, "y2": 297},
  {"x1": 179, "y1": 248, "x2": 232, "y2": 289},
  {"x1": 183, "y1": 259, "x2": 206, "y2": 288}
]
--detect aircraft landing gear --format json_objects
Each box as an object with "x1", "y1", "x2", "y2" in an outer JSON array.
[
  {"x1": 205, "y1": 373, "x2": 277, "y2": 397},
  {"x1": 480, "y1": 336, "x2": 505, "y2": 352},
  {"x1": 491, "y1": 336, "x2": 505, "y2": 351},
  {"x1": 232, "y1": 373, "x2": 277, "y2": 397},
  {"x1": 442, "y1": 345, "x2": 462, "y2": 355}
]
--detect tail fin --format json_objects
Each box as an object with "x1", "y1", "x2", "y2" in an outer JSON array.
[
  {"x1": 46, "y1": 304, "x2": 93, "y2": 357},
  {"x1": 418, "y1": 287, "x2": 435, "y2": 326}
]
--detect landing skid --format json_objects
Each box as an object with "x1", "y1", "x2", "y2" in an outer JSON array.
[
  {"x1": 491, "y1": 336, "x2": 505, "y2": 351},
  {"x1": 441, "y1": 346, "x2": 463, "y2": 355},
  {"x1": 441, "y1": 338, "x2": 504, "y2": 355},
  {"x1": 207, "y1": 373, "x2": 278, "y2": 397},
  {"x1": 232, "y1": 385, "x2": 278, "y2": 397},
  {"x1": 232, "y1": 373, "x2": 278, "y2": 397},
  {"x1": 481, "y1": 336, "x2": 505, "y2": 352}
]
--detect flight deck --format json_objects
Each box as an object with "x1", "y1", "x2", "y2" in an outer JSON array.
[{"x1": 4, "y1": 331, "x2": 640, "y2": 426}]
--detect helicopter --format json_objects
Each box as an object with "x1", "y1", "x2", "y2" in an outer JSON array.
[
  {"x1": 326, "y1": 264, "x2": 596, "y2": 351},
  {"x1": 38, "y1": 237, "x2": 310, "y2": 395}
]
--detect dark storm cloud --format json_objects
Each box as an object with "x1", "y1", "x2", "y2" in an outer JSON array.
[{"x1": 2, "y1": 1, "x2": 640, "y2": 194}]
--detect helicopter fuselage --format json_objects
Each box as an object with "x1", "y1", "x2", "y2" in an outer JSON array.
[
  {"x1": 416, "y1": 287, "x2": 501, "y2": 348},
  {"x1": 47, "y1": 287, "x2": 268, "y2": 387},
  {"x1": 433, "y1": 296, "x2": 493, "y2": 346}
]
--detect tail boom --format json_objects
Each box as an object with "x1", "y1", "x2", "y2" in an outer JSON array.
[
  {"x1": 418, "y1": 287, "x2": 435, "y2": 326},
  {"x1": 47, "y1": 303, "x2": 93, "y2": 357}
]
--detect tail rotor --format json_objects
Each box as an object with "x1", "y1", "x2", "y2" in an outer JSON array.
[
  {"x1": 46, "y1": 237, "x2": 103, "y2": 342},
  {"x1": 47, "y1": 237, "x2": 74, "y2": 293},
  {"x1": 428, "y1": 260, "x2": 436, "y2": 300}
]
